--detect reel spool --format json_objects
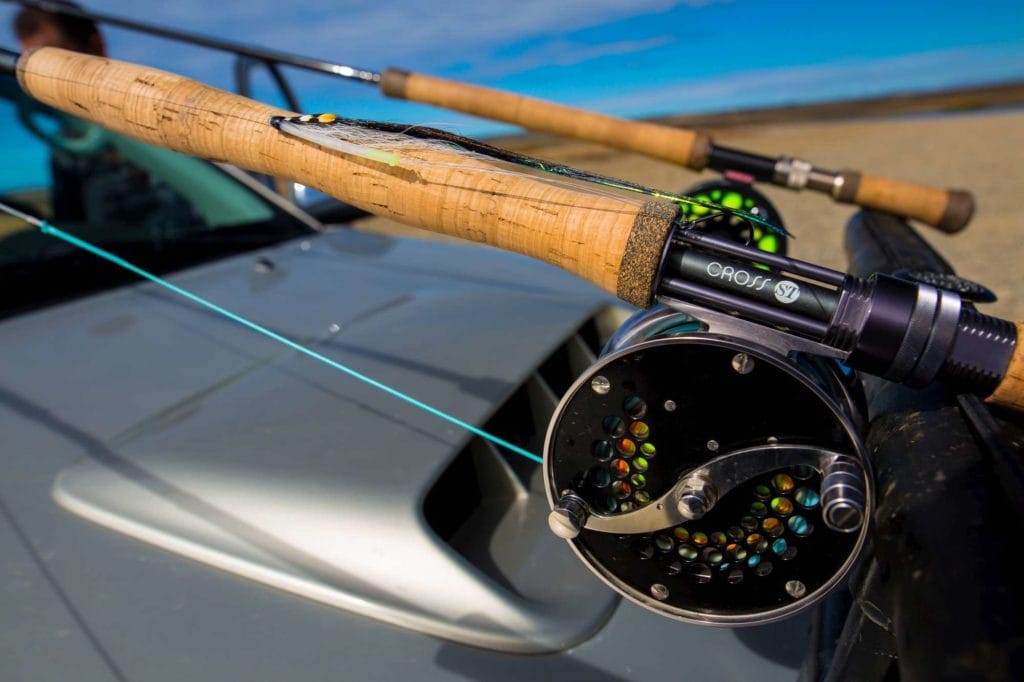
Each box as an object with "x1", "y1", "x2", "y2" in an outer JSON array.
[
  {"x1": 678, "y1": 179, "x2": 787, "y2": 255},
  {"x1": 544, "y1": 307, "x2": 871, "y2": 625}
]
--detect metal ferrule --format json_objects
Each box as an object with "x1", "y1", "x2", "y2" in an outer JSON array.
[
  {"x1": 829, "y1": 173, "x2": 847, "y2": 199},
  {"x1": 773, "y1": 157, "x2": 839, "y2": 193}
]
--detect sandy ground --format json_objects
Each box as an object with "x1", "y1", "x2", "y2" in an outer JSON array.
[{"x1": 354, "y1": 109, "x2": 1024, "y2": 321}]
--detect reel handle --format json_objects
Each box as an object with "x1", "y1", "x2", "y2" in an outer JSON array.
[{"x1": 14, "y1": 47, "x2": 675, "y2": 306}]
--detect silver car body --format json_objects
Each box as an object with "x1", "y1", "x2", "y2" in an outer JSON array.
[{"x1": 1, "y1": 81, "x2": 807, "y2": 682}]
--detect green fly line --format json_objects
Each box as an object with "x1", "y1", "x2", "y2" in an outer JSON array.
[
  {"x1": 0, "y1": 200, "x2": 542, "y2": 464},
  {"x1": 271, "y1": 113, "x2": 790, "y2": 238}
]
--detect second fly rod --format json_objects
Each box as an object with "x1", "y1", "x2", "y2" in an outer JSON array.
[{"x1": 3, "y1": 0, "x2": 975, "y2": 233}]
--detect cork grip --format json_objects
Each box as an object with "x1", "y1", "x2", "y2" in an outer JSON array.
[
  {"x1": 985, "y1": 321, "x2": 1024, "y2": 412},
  {"x1": 16, "y1": 48, "x2": 677, "y2": 307},
  {"x1": 836, "y1": 171, "x2": 974, "y2": 233},
  {"x1": 381, "y1": 68, "x2": 712, "y2": 169}
]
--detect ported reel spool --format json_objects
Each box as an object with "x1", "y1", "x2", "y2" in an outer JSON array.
[
  {"x1": 678, "y1": 179, "x2": 787, "y2": 255},
  {"x1": 544, "y1": 307, "x2": 871, "y2": 625}
]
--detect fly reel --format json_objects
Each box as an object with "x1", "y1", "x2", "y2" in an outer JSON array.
[
  {"x1": 677, "y1": 179, "x2": 787, "y2": 255},
  {"x1": 544, "y1": 307, "x2": 871, "y2": 625}
]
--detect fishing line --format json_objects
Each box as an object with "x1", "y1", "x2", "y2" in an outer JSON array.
[
  {"x1": 272, "y1": 113, "x2": 790, "y2": 236},
  {"x1": 270, "y1": 115, "x2": 651, "y2": 207},
  {"x1": 0, "y1": 200, "x2": 542, "y2": 464}
]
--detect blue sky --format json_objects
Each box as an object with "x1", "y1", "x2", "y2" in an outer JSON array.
[{"x1": 2, "y1": 0, "x2": 1023, "y2": 189}]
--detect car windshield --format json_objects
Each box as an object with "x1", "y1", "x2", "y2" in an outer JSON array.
[{"x1": 0, "y1": 73, "x2": 316, "y2": 319}]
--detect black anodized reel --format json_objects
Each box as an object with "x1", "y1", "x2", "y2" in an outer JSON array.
[{"x1": 544, "y1": 332, "x2": 870, "y2": 626}]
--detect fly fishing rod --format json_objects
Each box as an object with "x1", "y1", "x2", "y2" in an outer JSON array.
[
  {"x1": 4, "y1": 46, "x2": 1022, "y2": 625},
  {"x1": 5, "y1": 47, "x2": 1015, "y2": 409},
  {"x1": 3, "y1": 0, "x2": 974, "y2": 232}
]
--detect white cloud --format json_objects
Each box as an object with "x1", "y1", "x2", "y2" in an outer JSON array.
[
  {"x1": 3, "y1": 0, "x2": 713, "y2": 74},
  {"x1": 465, "y1": 35, "x2": 675, "y2": 79},
  {"x1": 580, "y1": 46, "x2": 1024, "y2": 117}
]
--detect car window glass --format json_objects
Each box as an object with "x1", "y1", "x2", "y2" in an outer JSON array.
[
  {"x1": 1, "y1": 78, "x2": 275, "y2": 263},
  {"x1": 1, "y1": 73, "x2": 309, "y2": 318}
]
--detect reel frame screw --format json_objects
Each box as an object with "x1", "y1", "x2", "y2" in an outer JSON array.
[
  {"x1": 786, "y1": 580, "x2": 808, "y2": 599},
  {"x1": 590, "y1": 375, "x2": 611, "y2": 395},
  {"x1": 732, "y1": 352, "x2": 756, "y2": 374}
]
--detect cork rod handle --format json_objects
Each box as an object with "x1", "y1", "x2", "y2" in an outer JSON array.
[
  {"x1": 836, "y1": 171, "x2": 974, "y2": 233},
  {"x1": 380, "y1": 68, "x2": 713, "y2": 169},
  {"x1": 16, "y1": 48, "x2": 678, "y2": 307}
]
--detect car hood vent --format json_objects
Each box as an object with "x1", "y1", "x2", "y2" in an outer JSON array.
[
  {"x1": 49, "y1": 235, "x2": 632, "y2": 652},
  {"x1": 423, "y1": 308, "x2": 628, "y2": 602}
]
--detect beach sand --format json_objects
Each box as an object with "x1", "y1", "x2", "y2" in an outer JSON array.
[{"x1": 353, "y1": 109, "x2": 1024, "y2": 320}]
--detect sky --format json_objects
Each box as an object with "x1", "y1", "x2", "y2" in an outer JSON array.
[{"x1": 1, "y1": 0, "x2": 1023, "y2": 189}]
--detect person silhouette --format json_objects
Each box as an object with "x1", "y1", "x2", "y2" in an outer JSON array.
[{"x1": 11, "y1": 1, "x2": 196, "y2": 231}]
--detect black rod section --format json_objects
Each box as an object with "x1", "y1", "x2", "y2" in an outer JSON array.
[
  {"x1": 668, "y1": 247, "x2": 840, "y2": 323},
  {"x1": 4, "y1": 0, "x2": 381, "y2": 83},
  {"x1": 675, "y1": 225, "x2": 848, "y2": 286},
  {"x1": 660, "y1": 277, "x2": 830, "y2": 338},
  {"x1": 706, "y1": 144, "x2": 777, "y2": 181}
]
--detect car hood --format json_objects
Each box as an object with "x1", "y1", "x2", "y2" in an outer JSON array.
[{"x1": 0, "y1": 228, "x2": 624, "y2": 653}]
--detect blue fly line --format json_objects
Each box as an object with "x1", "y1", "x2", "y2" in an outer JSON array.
[{"x1": 0, "y1": 202, "x2": 542, "y2": 464}]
